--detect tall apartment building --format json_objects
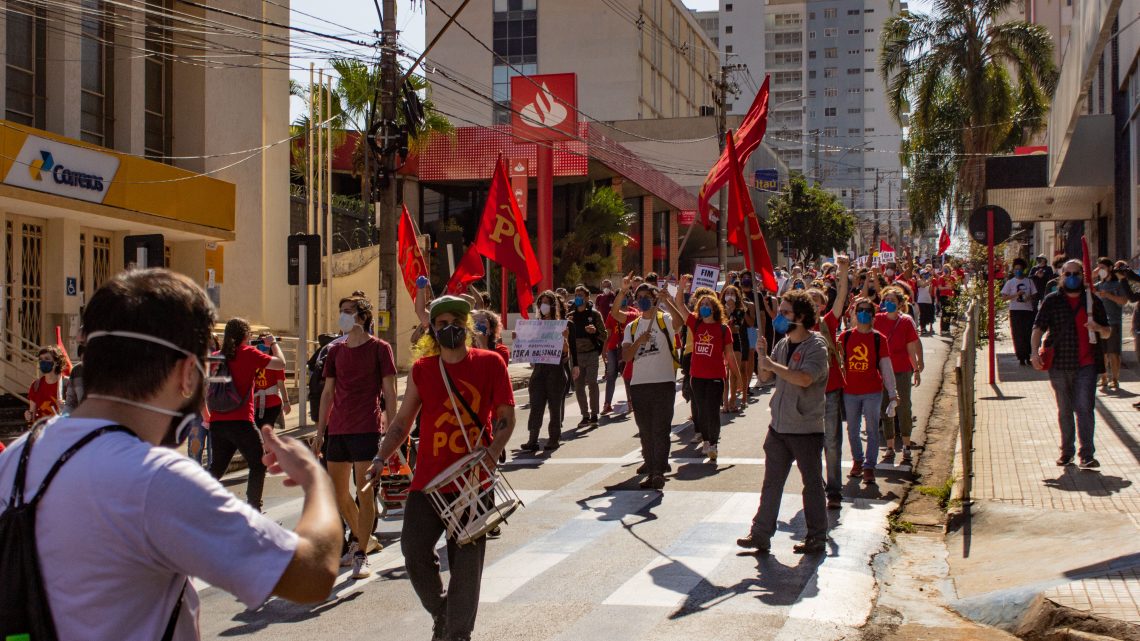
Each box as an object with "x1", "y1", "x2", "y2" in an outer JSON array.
[
  {"x1": 720, "y1": 0, "x2": 906, "y2": 230},
  {"x1": 691, "y1": 9, "x2": 720, "y2": 50}
]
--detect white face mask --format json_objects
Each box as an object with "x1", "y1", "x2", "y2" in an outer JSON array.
[
  {"x1": 725, "y1": 295, "x2": 736, "y2": 303},
  {"x1": 338, "y1": 312, "x2": 357, "y2": 333},
  {"x1": 539, "y1": 303, "x2": 552, "y2": 316},
  {"x1": 1099, "y1": 269, "x2": 1109, "y2": 279}
]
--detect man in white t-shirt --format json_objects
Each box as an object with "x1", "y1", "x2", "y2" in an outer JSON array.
[
  {"x1": 1001, "y1": 258, "x2": 1039, "y2": 365},
  {"x1": 622, "y1": 283, "x2": 683, "y2": 490},
  {"x1": 0, "y1": 269, "x2": 340, "y2": 641}
]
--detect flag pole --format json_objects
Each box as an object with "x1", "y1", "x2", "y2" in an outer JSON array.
[{"x1": 676, "y1": 220, "x2": 698, "y2": 256}]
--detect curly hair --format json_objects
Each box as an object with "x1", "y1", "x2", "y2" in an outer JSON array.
[
  {"x1": 880, "y1": 285, "x2": 911, "y2": 314},
  {"x1": 721, "y1": 284, "x2": 743, "y2": 307},
  {"x1": 692, "y1": 292, "x2": 726, "y2": 323},
  {"x1": 535, "y1": 290, "x2": 566, "y2": 320},
  {"x1": 781, "y1": 289, "x2": 818, "y2": 329},
  {"x1": 339, "y1": 294, "x2": 375, "y2": 334},
  {"x1": 37, "y1": 345, "x2": 65, "y2": 375}
]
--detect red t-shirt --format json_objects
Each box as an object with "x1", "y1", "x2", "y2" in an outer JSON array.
[
  {"x1": 818, "y1": 310, "x2": 844, "y2": 393},
  {"x1": 686, "y1": 314, "x2": 731, "y2": 380},
  {"x1": 873, "y1": 312, "x2": 920, "y2": 373},
  {"x1": 323, "y1": 336, "x2": 397, "y2": 435},
  {"x1": 28, "y1": 376, "x2": 62, "y2": 421},
  {"x1": 605, "y1": 308, "x2": 638, "y2": 352},
  {"x1": 410, "y1": 349, "x2": 515, "y2": 492},
  {"x1": 1066, "y1": 296, "x2": 1096, "y2": 367},
  {"x1": 840, "y1": 329, "x2": 887, "y2": 395},
  {"x1": 253, "y1": 365, "x2": 285, "y2": 409},
  {"x1": 209, "y1": 345, "x2": 272, "y2": 424},
  {"x1": 494, "y1": 342, "x2": 511, "y2": 365}
]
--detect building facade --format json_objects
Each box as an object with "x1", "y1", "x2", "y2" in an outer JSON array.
[{"x1": 0, "y1": 0, "x2": 291, "y2": 395}]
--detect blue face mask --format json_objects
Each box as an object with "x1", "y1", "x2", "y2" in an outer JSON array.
[
  {"x1": 1013, "y1": 269, "x2": 1024, "y2": 278},
  {"x1": 39, "y1": 360, "x2": 54, "y2": 374},
  {"x1": 793, "y1": 283, "x2": 805, "y2": 290},
  {"x1": 1064, "y1": 275, "x2": 1083, "y2": 290},
  {"x1": 772, "y1": 314, "x2": 792, "y2": 334},
  {"x1": 856, "y1": 310, "x2": 874, "y2": 325},
  {"x1": 475, "y1": 322, "x2": 488, "y2": 334},
  {"x1": 638, "y1": 297, "x2": 653, "y2": 312},
  {"x1": 698, "y1": 305, "x2": 712, "y2": 318},
  {"x1": 881, "y1": 300, "x2": 898, "y2": 314},
  {"x1": 574, "y1": 296, "x2": 584, "y2": 307},
  {"x1": 256, "y1": 344, "x2": 270, "y2": 354}
]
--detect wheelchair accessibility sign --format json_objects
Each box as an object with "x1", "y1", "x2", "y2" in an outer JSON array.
[{"x1": 66, "y1": 277, "x2": 77, "y2": 296}]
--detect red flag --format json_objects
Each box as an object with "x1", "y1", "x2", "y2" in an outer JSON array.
[
  {"x1": 1081, "y1": 236, "x2": 1093, "y2": 287},
  {"x1": 55, "y1": 326, "x2": 72, "y2": 377},
  {"x1": 398, "y1": 204, "x2": 430, "y2": 301},
  {"x1": 697, "y1": 75, "x2": 771, "y2": 230},
  {"x1": 473, "y1": 156, "x2": 543, "y2": 318},
  {"x1": 880, "y1": 239, "x2": 895, "y2": 253},
  {"x1": 724, "y1": 132, "x2": 778, "y2": 292},
  {"x1": 446, "y1": 244, "x2": 485, "y2": 295},
  {"x1": 938, "y1": 228, "x2": 951, "y2": 256}
]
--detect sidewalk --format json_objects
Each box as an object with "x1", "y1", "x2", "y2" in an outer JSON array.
[{"x1": 947, "y1": 328, "x2": 1140, "y2": 637}]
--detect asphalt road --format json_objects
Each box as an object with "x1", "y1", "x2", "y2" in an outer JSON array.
[{"x1": 197, "y1": 335, "x2": 950, "y2": 641}]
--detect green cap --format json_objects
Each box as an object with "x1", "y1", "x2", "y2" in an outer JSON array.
[{"x1": 429, "y1": 295, "x2": 472, "y2": 321}]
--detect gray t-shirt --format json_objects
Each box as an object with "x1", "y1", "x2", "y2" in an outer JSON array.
[{"x1": 1095, "y1": 279, "x2": 1128, "y2": 325}]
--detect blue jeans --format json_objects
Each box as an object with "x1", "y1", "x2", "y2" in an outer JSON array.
[
  {"x1": 845, "y1": 392, "x2": 882, "y2": 469},
  {"x1": 604, "y1": 348, "x2": 623, "y2": 407},
  {"x1": 1048, "y1": 365, "x2": 1097, "y2": 461},
  {"x1": 824, "y1": 390, "x2": 843, "y2": 499}
]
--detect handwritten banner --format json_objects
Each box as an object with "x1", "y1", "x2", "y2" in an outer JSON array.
[
  {"x1": 510, "y1": 319, "x2": 568, "y2": 365},
  {"x1": 692, "y1": 263, "x2": 721, "y2": 294}
]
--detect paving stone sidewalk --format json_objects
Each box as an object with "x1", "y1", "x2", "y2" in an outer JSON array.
[{"x1": 971, "y1": 330, "x2": 1140, "y2": 624}]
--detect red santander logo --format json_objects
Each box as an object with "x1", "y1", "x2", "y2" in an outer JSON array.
[{"x1": 511, "y1": 73, "x2": 578, "y2": 142}]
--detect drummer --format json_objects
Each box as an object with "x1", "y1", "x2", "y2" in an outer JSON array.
[{"x1": 372, "y1": 295, "x2": 515, "y2": 641}]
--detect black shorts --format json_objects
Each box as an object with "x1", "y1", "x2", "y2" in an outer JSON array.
[
  {"x1": 255, "y1": 404, "x2": 282, "y2": 428},
  {"x1": 1105, "y1": 324, "x2": 1123, "y2": 355},
  {"x1": 325, "y1": 432, "x2": 380, "y2": 463}
]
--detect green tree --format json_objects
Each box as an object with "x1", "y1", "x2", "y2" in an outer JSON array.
[
  {"x1": 764, "y1": 174, "x2": 855, "y2": 264},
  {"x1": 553, "y1": 186, "x2": 633, "y2": 287},
  {"x1": 880, "y1": 0, "x2": 1057, "y2": 230}
]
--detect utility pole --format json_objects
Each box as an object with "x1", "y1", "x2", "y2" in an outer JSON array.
[
  {"x1": 712, "y1": 63, "x2": 744, "y2": 270},
  {"x1": 376, "y1": 0, "x2": 400, "y2": 347},
  {"x1": 812, "y1": 129, "x2": 821, "y2": 184},
  {"x1": 873, "y1": 169, "x2": 880, "y2": 248}
]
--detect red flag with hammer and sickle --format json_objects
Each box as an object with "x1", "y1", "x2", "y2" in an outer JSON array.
[
  {"x1": 398, "y1": 204, "x2": 429, "y2": 301},
  {"x1": 446, "y1": 244, "x2": 485, "y2": 295},
  {"x1": 473, "y1": 156, "x2": 543, "y2": 317},
  {"x1": 724, "y1": 131, "x2": 779, "y2": 293}
]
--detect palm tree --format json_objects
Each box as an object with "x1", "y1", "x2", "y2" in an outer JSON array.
[{"x1": 880, "y1": 0, "x2": 1058, "y2": 230}]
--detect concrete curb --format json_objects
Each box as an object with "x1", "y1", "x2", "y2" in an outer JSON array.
[{"x1": 1013, "y1": 594, "x2": 1140, "y2": 641}]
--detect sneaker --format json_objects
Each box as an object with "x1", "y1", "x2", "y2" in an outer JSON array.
[
  {"x1": 340, "y1": 541, "x2": 359, "y2": 568},
  {"x1": 901, "y1": 451, "x2": 913, "y2": 465},
  {"x1": 691, "y1": 433, "x2": 704, "y2": 445},
  {"x1": 1056, "y1": 456, "x2": 1074, "y2": 466},
  {"x1": 520, "y1": 441, "x2": 540, "y2": 452},
  {"x1": 364, "y1": 535, "x2": 382, "y2": 554},
  {"x1": 880, "y1": 450, "x2": 896, "y2": 465},
  {"x1": 735, "y1": 534, "x2": 770, "y2": 553},
  {"x1": 701, "y1": 441, "x2": 710, "y2": 456},
  {"x1": 793, "y1": 537, "x2": 827, "y2": 554},
  {"x1": 862, "y1": 467, "x2": 876, "y2": 484},
  {"x1": 601, "y1": 404, "x2": 613, "y2": 415},
  {"x1": 589, "y1": 414, "x2": 599, "y2": 426},
  {"x1": 827, "y1": 495, "x2": 842, "y2": 510},
  {"x1": 639, "y1": 473, "x2": 665, "y2": 490},
  {"x1": 707, "y1": 444, "x2": 718, "y2": 462},
  {"x1": 848, "y1": 462, "x2": 864, "y2": 478},
  {"x1": 545, "y1": 440, "x2": 561, "y2": 451},
  {"x1": 577, "y1": 417, "x2": 590, "y2": 427},
  {"x1": 351, "y1": 551, "x2": 371, "y2": 579},
  {"x1": 1079, "y1": 458, "x2": 1101, "y2": 470}
]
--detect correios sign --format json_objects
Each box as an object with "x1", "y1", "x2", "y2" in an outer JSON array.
[
  {"x1": 4, "y1": 135, "x2": 120, "y2": 204},
  {"x1": 511, "y1": 73, "x2": 578, "y2": 142}
]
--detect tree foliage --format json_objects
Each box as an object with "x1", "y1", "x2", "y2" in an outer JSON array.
[
  {"x1": 553, "y1": 187, "x2": 633, "y2": 287},
  {"x1": 764, "y1": 174, "x2": 856, "y2": 263},
  {"x1": 879, "y1": 0, "x2": 1057, "y2": 230}
]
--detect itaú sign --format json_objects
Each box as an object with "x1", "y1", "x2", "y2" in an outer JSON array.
[
  {"x1": 511, "y1": 72, "x2": 578, "y2": 142},
  {"x1": 4, "y1": 134, "x2": 120, "y2": 204}
]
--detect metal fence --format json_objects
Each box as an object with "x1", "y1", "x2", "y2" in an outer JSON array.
[{"x1": 955, "y1": 300, "x2": 980, "y2": 501}]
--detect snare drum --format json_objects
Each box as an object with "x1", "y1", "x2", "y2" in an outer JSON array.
[{"x1": 422, "y1": 449, "x2": 522, "y2": 545}]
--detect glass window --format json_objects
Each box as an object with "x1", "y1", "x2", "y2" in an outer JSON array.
[
  {"x1": 144, "y1": 0, "x2": 173, "y2": 161},
  {"x1": 5, "y1": 1, "x2": 46, "y2": 127},
  {"x1": 80, "y1": 0, "x2": 114, "y2": 147}
]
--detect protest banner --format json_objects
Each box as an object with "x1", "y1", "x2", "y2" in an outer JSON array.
[
  {"x1": 510, "y1": 319, "x2": 568, "y2": 365},
  {"x1": 692, "y1": 263, "x2": 720, "y2": 293}
]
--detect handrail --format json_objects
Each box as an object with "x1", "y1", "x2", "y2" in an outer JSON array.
[{"x1": 955, "y1": 300, "x2": 979, "y2": 503}]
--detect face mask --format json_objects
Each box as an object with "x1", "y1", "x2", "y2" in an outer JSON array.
[
  {"x1": 539, "y1": 303, "x2": 552, "y2": 316},
  {"x1": 772, "y1": 314, "x2": 794, "y2": 334},
  {"x1": 603, "y1": 286, "x2": 612, "y2": 294},
  {"x1": 724, "y1": 295, "x2": 736, "y2": 303},
  {"x1": 698, "y1": 305, "x2": 712, "y2": 318},
  {"x1": 1014, "y1": 269, "x2": 1024, "y2": 278},
  {"x1": 338, "y1": 312, "x2": 357, "y2": 333},
  {"x1": 1099, "y1": 269, "x2": 1108, "y2": 280},
  {"x1": 885, "y1": 269, "x2": 895, "y2": 277},
  {"x1": 856, "y1": 310, "x2": 874, "y2": 325},
  {"x1": 1064, "y1": 274, "x2": 1083, "y2": 291},
  {"x1": 83, "y1": 330, "x2": 212, "y2": 448},
  {"x1": 434, "y1": 324, "x2": 467, "y2": 349},
  {"x1": 881, "y1": 300, "x2": 898, "y2": 314},
  {"x1": 793, "y1": 283, "x2": 805, "y2": 290},
  {"x1": 256, "y1": 344, "x2": 270, "y2": 354},
  {"x1": 637, "y1": 297, "x2": 653, "y2": 312},
  {"x1": 475, "y1": 322, "x2": 488, "y2": 334},
  {"x1": 39, "y1": 360, "x2": 54, "y2": 374},
  {"x1": 574, "y1": 296, "x2": 584, "y2": 307}
]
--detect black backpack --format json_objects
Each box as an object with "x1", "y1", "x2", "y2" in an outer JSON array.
[
  {"x1": 0, "y1": 423, "x2": 185, "y2": 641},
  {"x1": 206, "y1": 358, "x2": 252, "y2": 414}
]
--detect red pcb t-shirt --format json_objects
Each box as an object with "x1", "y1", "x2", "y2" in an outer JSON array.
[
  {"x1": 1066, "y1": 296, "x2": 1096, "y2": 367},
  {"x1": 818, "y1": 310, "x2": 844, "y2": 393},
  {"x1": 840, "y1": 329, "x2": 887, "y2": 395},
  {"x1": 28, "y1": 377, "x2": 62, "y2": 421},
  {"x1": 210, "y1": 345, "x2": 272, "y2": 424},
  {"x1": 874, "y1": 313, "x2": 920, "y2": 374},
  {"x1": 253, "y1": 366, "x2": 285, "y2": 409},
  {"x1": 686, "y1": 314, "x2": 731, "y2": 380},
  {"x1": 410, "y1": 349, "x2": 515, "y2": 492},
  {"x1": 323, "y1": 336, "x2": 397, "y2": 435}
]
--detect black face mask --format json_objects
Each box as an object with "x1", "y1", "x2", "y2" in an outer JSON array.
[
  {"x1": 434, "y1": 324, "x2": 467, "y2": 350},
  {"x1": 161, "y1": 380, "x2": 205, "y2": 448}
]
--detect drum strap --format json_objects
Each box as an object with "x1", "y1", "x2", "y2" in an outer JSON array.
[{"x1": 438, "y1": 359, "x2": 484, "y2": 452}]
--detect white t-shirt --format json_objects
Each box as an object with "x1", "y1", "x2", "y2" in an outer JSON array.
[
  {"x1": 916, "y1": 280, "x2": 934, "y2": 304},
  {"x1": 0, "y1": 417, "x2": 299, "y2": 641},
  {"x1": 622, "y1": 311, "x2": 678, "y2": 385},
  {"x1": 1001, "y1": 277, "x2": 1037, "y2": 311}
]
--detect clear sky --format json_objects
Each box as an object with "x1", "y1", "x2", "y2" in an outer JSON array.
[{"x1": 286, "y1": 0, "x2": 937, "y2": 120}]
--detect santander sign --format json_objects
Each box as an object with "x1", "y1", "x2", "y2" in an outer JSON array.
[{"x1": 511, "y1": 73, "x2": 577, "y2": 142}]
